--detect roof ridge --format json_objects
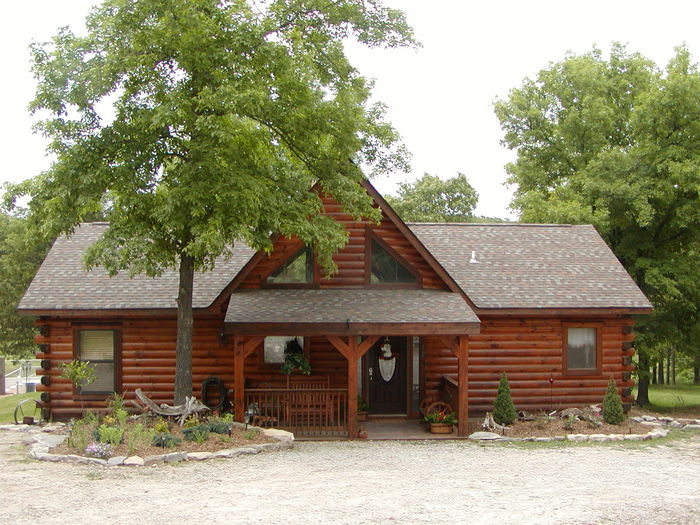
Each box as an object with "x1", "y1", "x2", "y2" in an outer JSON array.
[{"x1": 407, "y1": 222, "x2": 577, "y2": 227}]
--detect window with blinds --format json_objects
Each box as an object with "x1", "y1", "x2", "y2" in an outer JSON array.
[{"x1": 79, "y1": 330, "x2": 116, "y2": 393}]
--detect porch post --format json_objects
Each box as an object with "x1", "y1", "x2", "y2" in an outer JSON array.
[
  {"x1": 347, "y1": 337, "x2": 358, "y2": 440},
  {"x1": 457, "y1": 335, "x2": 469, "y2": 437},
  {"x1": 233, "y1": 336, "x2": 245, "y2": 423}
]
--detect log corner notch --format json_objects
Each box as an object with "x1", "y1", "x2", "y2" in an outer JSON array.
[
  {"x1": 232, "y1": 336, "x2": 264, "y2": 423},
  {"x1": 438, "y1": 335, "x2": 469, "y2": 437},
  {"x1": 327, "y1": 335, "x2": 380, "y2": 439}
]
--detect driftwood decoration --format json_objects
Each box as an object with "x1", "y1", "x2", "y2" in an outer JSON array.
[
  {"x1": 135, "y1": 388, "x2": 210, "y2": 425},
  {"x1": 482, "y1": 411, "x2": 511, "y2": 434}
]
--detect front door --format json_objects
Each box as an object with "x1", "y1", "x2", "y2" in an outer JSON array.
[{"x1": 367, "y1": 336, "x2": 407, "y2": 414}]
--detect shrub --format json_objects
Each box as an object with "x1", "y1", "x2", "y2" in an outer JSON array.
[
  {"x1": 206, "y1": 420, "x2": 231, "y2": 435},
  {"x1": 152, "y1": 432, "x2": 181, "y2": 448},
  {"x1": 183, "y1": 415, "x2": 201, "y2": 429},
  {"x1": 492, "y1": 372, "x2": 517, "y2": 425},
  {"x1": 243, "y1": 429, "x2": 258, "y2": 440},
  {"x1": 107, "y1": 392, "x2": 126, "y2": 415},
  {"x1": 219, "y1": 412, "x2": 234, "y2": 424},
  {"x1": 124, "y1": 423, "x2": 155, "y2": 455},
  {"x1": 97, "y1": 424, "x2": 124, "y2": 446},
  {"x1": 153, "y1": 418, "x2": 170, "y2": 434},
  {"x1": 85, "y1": 442, "x2": 113, "y2": 458},
  {"x1": 183, "y1": 425, "x2": 209, "y2": 443},
  {"x1": 564, "y1": 413, "x2": 577, "y2": 431},
  {"x1": 68, "y1": 419, "x2": 96, "y2": 451},
  {"x1": 602, "y1": 377, "x2": 625, "y2": 424}
]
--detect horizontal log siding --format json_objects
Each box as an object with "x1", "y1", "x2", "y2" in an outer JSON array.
[
  {"x1": 424, "y1": 317, "x2": 636, "y2": 414},
  {"x1": 35, "y1": 317, "x2": 349, "y2": 418},
  {"x1": 239, "y1": 194, "x2": 448, "y2": 289}
]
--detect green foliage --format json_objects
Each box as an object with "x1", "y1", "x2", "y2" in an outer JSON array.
[
  {"x1": 183, "y1": 415, "x2": 201, "y2": 429},
  {"x1": 243, "y1": 429, "x2": 258, "y2": 440},
  {"x1": 107, "y1": 392, "x2": 126, "y2": 415},
  {"x1": 124, "y1": 423, "x2": 155, "y2": 456},
  {"x1": 97, "y1": 424, "x2": 124, "y2": 446},
  {"x1": 564, "y1": 413, "x2": 577, "y2": 431},
  {"x1": 152, "y1": 432, "x2": 181, "y2": 448},
  {"x1": 153, "y1": 418, "x2": 170, "y2": 434},
  {"x1": 67, "y1": 418, "x2": 98, "y2": 451},
  {"x1": 602, "y1": 378, "x2": 625, "y2": 424},
  {"x1": 280, "y1": 351, "x2": 312, "y2": 376},
  {"x1": 182, "y1": 424, "x2": 209, "y2": 444},
  {"x1": 385, "y1": 173, "x2": 479, "y2": 223},
  {"x1": 11, "y1": 0, "x2": 416, "y2": 403},
  {"x1": 205, "y1": 419, "x2": 232, "y2": 435},
  {"x1": 493, "y1": 372, "x2": 517, "y2": 425},
  {"x1": 357, "y1": 396, "x2": 370, "y2": 413},
  {"x1": 219, "y1": 412, "x2": 234, "y2": 424},
  {"x1": 0, "y1": 213, "x2": 50, "y2": 359},
  {"x1": 59, "y1": 360, "x2": 96, "y2": 391},
  {"x1": 495, "y1": 43, "x2": 700, "y2": 387},
  {"x1": 423, "y1": 409, "x2": 457, "y2": 425}
]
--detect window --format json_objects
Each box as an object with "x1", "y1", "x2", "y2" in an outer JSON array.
[
  {"x1": 370, "y1": 239, "x2": 417, "y2": 284},
  {"x1": 77, "y1": 330, "x2": 118, "y2": 394},
  {"x1": 263, "y1": 336, "x2": 304, "y2": 365},
  {"x1": 563, "y1": 325, "x2": 601, "y2": 375},
  {"x1": 267, "y1": 247, "x2": 314, "y2": 284}
]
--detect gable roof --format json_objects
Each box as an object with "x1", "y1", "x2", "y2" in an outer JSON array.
[{"x1": 409, "y1": 223, "x2": 652, "y2": 310}]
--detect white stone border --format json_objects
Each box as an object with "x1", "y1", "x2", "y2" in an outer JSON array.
[
  {"x1": 1, "y1": 421, "x2": 293, "y2": 467},
  {"x1": 468, "y1": 416, "x2": 700, "y2": 443}
]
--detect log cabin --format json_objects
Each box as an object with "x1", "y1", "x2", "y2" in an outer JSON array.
[{"x1": 18, "y1": 181, "x2": 652, "y2": 438}]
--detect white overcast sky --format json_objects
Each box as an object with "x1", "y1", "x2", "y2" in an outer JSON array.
[{"x1": 2, "y1": 1, "x2": 700, "y2": 219}]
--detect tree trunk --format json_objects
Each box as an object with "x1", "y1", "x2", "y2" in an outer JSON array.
[
  {"x1": 651, "y1": 363, "x2": 657, "y2": 385},
  {"x1": 666, "y1": 348, "x2": 671, "y2": 386},
  {"x1": 671, "y1": 348, "x2": 676, "y2": 386},
  {"x1": 694, "y1": 356, "x2": 700, "y2": 384},
  {"x1": 657, "y1": 357, "x2": 664, "y2": 385},
  {"x1": 636, "y1": 350, "x2": 650, "y2": 406},
  {"x1": 174, "y1": 253, "x2": 195, "y2": 404}
]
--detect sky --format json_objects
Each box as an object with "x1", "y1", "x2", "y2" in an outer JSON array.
[{"x1": 2, "y1": 1, "x2": 700, "y2": 220}]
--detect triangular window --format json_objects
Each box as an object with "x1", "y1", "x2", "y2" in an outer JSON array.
[
  {"x1": 370, "y1": 239, "x2": 417, "y2": 284},
  {"x1": 267, "y1": 247, "x2": 314, "y2": 284}
]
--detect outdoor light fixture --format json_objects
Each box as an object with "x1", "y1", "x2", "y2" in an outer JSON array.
[{"x1": 244, "y1": 402, "x2": 259, "y2": 429}]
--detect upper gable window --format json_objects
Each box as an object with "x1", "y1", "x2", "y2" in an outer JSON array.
[
  {"x1": 370, "y1": 239, "x2": 417, "y2": 284},
  {"x1": 267, "y1": 246, "x2": 314, "y2": 284}
]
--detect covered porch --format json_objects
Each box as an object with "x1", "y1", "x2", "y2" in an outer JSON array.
[{"x1": 224, "y1": 289, "x2": 480, "y2": 439}]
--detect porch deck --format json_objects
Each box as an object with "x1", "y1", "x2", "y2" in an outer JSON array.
[{"x1": 295, "y1": 419, "x2": 476, "y2": 441}]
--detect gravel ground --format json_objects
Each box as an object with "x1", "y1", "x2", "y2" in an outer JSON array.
[{"x1": 2, "y1": 430, "x2": 699, "y2": 525}]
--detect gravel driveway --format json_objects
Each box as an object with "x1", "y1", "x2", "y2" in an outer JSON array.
[{"x1": 2, "y1": 431, "x2": 699, "y2": 525}]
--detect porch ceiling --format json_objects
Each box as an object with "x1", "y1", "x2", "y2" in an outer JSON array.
[{"x1": 224, "y1": 289, "x2": 480, "y2": 335}]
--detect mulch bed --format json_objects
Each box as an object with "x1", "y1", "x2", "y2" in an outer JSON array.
[
  {"x1": 503, "y1": 418, "x2": 650, "y2": 438},
  {"x1": 51, "y1": 424, "x2": 275, "y2": 458}
]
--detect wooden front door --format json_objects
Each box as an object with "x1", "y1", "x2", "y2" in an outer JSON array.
[{"x1": 367, "y1": 337, "x2": 407, "y2": 414}]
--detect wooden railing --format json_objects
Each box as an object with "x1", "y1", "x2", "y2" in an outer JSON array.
[
  {"x1": 245, "y1": 389, "x2": 348, "y2": 437},
  {"x1": 439, "y1": 375, "x2": 459, "y2": 414}
]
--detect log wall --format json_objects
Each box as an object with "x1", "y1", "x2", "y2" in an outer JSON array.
[{"x1": 424, "y1": 317, "x2": 636, "y2": 414}]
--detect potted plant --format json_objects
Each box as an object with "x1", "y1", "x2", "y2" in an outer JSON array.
[
  {"x1": 357, "y1": 396, "x2": 370, "y2": 422},
  {"x1": 423, "y1": 409, "x2": 457, "y2": 434},
  {"x1": 280, "y1": 338, "x2": 311, "y2": 376}
]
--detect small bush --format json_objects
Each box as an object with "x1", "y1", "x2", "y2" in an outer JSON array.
[
  {"x1": 97, "y1": 424, "x2": 124, "y2": 446},
  {"x1": 107, "y1": 392, "x2": 126, "y2": 415},
  {"x1": 219, "y1": 412, "x2": 234, "y2": 424},
  {"x1": 602, "y1": 377, "x2": 625, "y2": 424},
  {"x1": 564, "y1": 414, "x2": 577, "y2": 431},
  {"x1": 124, "y1": 423, "x2": 155, "y2": 455},
  {"x1": 85, "y1": 442, "x2": 113, "y2": 458},
  {"x1": 152, "y1": 432, "x2": 181, "y2": 448},
  {"x1": 183, "y1": 415, "x2": 201, "y2": 429},
  {"x1": 493, "y1": 372, "x2": 517, "y2": 425},
  {"x1": 153, "y1": 418, "x2": 170, "y2": 434},
  {"x1": 243, "y1": 429, "x2": 258, "y2": 440},
  {"x1": 183, "y1": 424, "x2": 209, "y2": 443},
  {"x1": 206, "y1": 420, "x2": 231, "y2": 435},
  {"x1": 68, "y1": 419, "x2": 96, "y2": 451}
]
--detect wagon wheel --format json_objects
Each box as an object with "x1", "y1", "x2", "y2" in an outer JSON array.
[
  {"x1": 14, "y1": 398, "x2": 43, "y2": 425},
  {"x1": 419, "y1": 397, "x2": 438, "y2": 416},
  {"x1": 425, "y1": 401, "x2": 453, "y2": 416}
]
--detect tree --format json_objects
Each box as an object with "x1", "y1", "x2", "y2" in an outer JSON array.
[
  {"x1": 495, "y1": 44, "x2": 700, "y2": 405},
  {"x1": 492, "y1": 372, "x2": 517, "y2": 425},
  {"x1": 10, "y1": 0, "x2": 417, "y2": 403},
  {"x1": 385, "y1": 173, "x2": 478, "y2": 222},
  {"x1": 602, "y1": 377, "x2": 625, "y2": 424},
  {"x1": 0, "y1": 212, "x2": 50, "y2": 359}
]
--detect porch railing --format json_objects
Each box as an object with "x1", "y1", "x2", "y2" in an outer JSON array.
[
  {"x1": 245, "y1": 388, "x2": 348, "y2": 437},
  {"x1": 439, "y1": 375, "x2": 459, "y2": 414}
]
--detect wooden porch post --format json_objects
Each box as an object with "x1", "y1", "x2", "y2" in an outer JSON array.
[
  {"x1": 233, "y1": 336, "x2": 264, "y2": 423},
  {"x1": 347, "y1": 338, "x2": 359, "y2": 440},
  {"x1": 457, "y1": 335, "x2": 469, "y2": 437}
]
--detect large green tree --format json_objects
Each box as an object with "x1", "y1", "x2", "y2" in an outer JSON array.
[
  {"x1": 10, "y1": 0, "x2": 416, "y2": 403},
  {"x1": 495, "y1": 44, "x2": 700, "y2": 405},
  {"x1": 385, "y1": 172, "x2": 479, "y2": 222},
  {"x1": 0, "y1": 212, "x2": 50, "y2": 358}
]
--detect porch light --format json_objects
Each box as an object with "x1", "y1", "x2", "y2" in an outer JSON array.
[{"x1": 244, "y1": 402, "x2": 259, "y2": 429}]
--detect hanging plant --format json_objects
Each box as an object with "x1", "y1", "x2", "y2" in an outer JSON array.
[{"x1": 280, "y1": 338, "x2": 311, "y2": 376}]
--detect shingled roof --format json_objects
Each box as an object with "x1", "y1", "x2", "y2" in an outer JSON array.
[
  {"x1": 18, "y1": 221, "x2": 652, "y2": 313},
  {"x1": 409, "y1": 223, "x2": 652, "y2": 310},
  {"x1": 18, "y1": 223, "x2": 254, "y2": 311},
  {"x1": 225, "y1": 289, "x2": 479, "y2": 325}
]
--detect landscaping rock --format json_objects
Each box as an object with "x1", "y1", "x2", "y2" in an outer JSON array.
[
  {"x1": 623, "y1": 434, "x2": 644, "y2": 441},
  {"x1": 108, "y1": 456, "x2": 126, "y2": 466},
  {"x1": 560, "y1": 408, "x2": 583, "y2": 418},
  {"x1": 589, "y1": 434, "x2": 609, "y2": 442},
  {"x1": 517, "y1": 410, "x2": 535, "y2": 421},
  {"x1": 607, "y1": 434, "x2": 624, "y2": 441},
  {"x1": 468, "y1": 431, "x2": 504, "y2": 441},
  {"x1": 534, "y1": 437, "x2": 553, "y2": 442},
  {"x1": 631, "y1": 416, "x2": 643, "y2": 423},
  {"x1": 236, "y1": 447, "x2": 261, "y2": 455},
  {"x1": 566, "y1": 434, "x2": 589, "y2": 442},
  {"x1": 123, "y1": 456, "x2": 144, "y2": 466},
  {"x1": 668, "y1": 421, "x2": 683, "y2": 428},
  {"x1": 676, "y1": 418, "x2": 696, "y2": 425},
  {"x1": 640, "y1": 421, "x2": 662, "y2": 427},
  {"x1": 186, "y1": 452, "x2": 213, "y2": 461},
  {"x1": 34, "y1": 433, "x2": 67, "y2": 448},
  {"x1": 682, "y1": 424, "x2": 700, "y2": 431},
  {"x1": 658, "y1": 416, "x2": 674, "y2": 423},
  {"x1": 641, "y1": 415, "x2": 656, "y2": 421},
  {"x1": 262, "y1": 428, "x2": 295, "y2": 442}
]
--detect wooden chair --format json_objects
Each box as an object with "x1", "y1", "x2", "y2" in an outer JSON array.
[{"x1": 285, "y1": 375, "x2": 334, "y2": 429}]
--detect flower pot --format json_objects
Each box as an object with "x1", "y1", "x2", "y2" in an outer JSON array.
[
  {"x1": 429, "y1": 423, "x2": 453, "y2": 434},
  {"x1": 357, "y1": 428, "x2": 368, "y2": 439},
  {"x1": 357, "y1": 411, "x2": 368, "y2": 422}
]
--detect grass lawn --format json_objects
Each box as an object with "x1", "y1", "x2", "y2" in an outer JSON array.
[
  {"x1": 633, "y1": 383, "x2": 700, "y2": 414},
  {"x1": 0, "y1": 392, "x2": 41, "y2": 424}
]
